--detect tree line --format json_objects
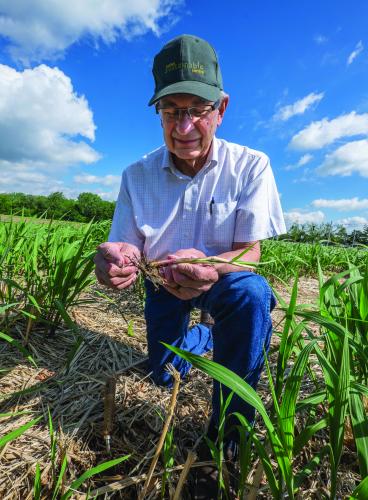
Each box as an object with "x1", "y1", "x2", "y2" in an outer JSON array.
[
  {"x1": 0, "y1": 192, "x2": 116, "y2": 222},
  {"x1": 279, "y1": 222, "x2": 368, "y2": 246},
  {"x1": 1, "y1": 193, "x2": 367, "y2": 246}
]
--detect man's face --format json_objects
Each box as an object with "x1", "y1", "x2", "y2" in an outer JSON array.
[{"x1": 158, "y1": 93, "x2": 228, "y2": 170}]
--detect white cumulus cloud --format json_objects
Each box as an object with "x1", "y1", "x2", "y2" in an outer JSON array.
[
  {"x1": 74, "y1": 173, "x2": 121, "y2": 186},
  {"x1": 285, "y1": 153, "x2": 313, "y2": 171},
  {"x1": 298, "y1": 154, "x2": 313, "y2": 166},
  {"x1": 312, "y1": 197, "x2": 368, "y2": 211},
  {"x1": 0, "y1": 0, "x2": 182, "y2": 63},
  {"x1": 274, "y1": 92, "x2": 324, "y2": 121},
  {"x1": 347, "y1": 40, "x2": 364, "y2": 65},
  {"x1": 0, "y1": 64, "x2": 100, "y2": 194},
  {"x1": 0, "y1": 160, "x2": 66, "y2": 195},
  {"x1": 284, "y1": 210, "x2": 325, "y2": 227},
  {"x1": 336, "y1": 216, "x2": 368, "y2": 231},
  {"x1": 290, "y1": 112, "x2": 368, "y2": 150},
  {"x1": 316, "y1": 139, "x2": 368, "y2": 177}
]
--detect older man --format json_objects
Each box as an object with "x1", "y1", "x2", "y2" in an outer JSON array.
[{"x1": 95, "y1": 34, "x2": 286, "y2": 496}]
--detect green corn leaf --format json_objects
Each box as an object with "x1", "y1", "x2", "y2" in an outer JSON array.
[
  {"x1": 275, "y1": 274, "x2": 299, "y2": 398},
  {"x1": 0, "y1": 410, "x2": 32, "y2": 419},
  {"x1": 230, "y1": 243, "x2": 257, "y2": 263},
  {"x1": 127, "y1": 320, "x2": 135, "y2": 337},
  {"x1": 34, "y1": 462, "x2": 41, "y2": 500},
  {"x1": 55, "y1": 299, "x2": 78, "y2": 331},
  {"x1": 296, "y1": 389, "x2": 326, "y2": 412},
  {"x1": 349, "y1": 390, "x2": 368, "y2": 478},
  {"x1": 0, "y1": 331, "x2": 37, "y2": 368},
  {"x1": 293, "y1": 418, "x2": 328, "y2": 456},
  {"x1": 233, "y1": 412, "x2": 280, "y2": 498},
  {"x1": 48, "y1": 408, "x2": 57, "y2": 474},
  {"x1": 164, "y1": 344, "x2": 272, "y2": 426},
  {"x1": 61, "y1": 455, "x2": 130, "y2": 500},
  {"x1": 280, "y1": 340, "x2": 317, "y2": 458},
  {"x1": 329, "y1": 332, "x2": 350, "y2": 499},
  {"x1": 297, "y1": 310, "x2": 367, "y2": 363},
  {"x1": 26, "y1": 293, "x2": 42, "y2": 314},
  {"x1": 19, "y1": 310, "x2": 37, "y2": 320},
  {"x1": 237, "y1": 425, "x2": 253, "y2": 499},
  {"x1": 205, "y1": 437, "x2": 221, "y2": 465},
  {"x1": 0, "y1": 416, "x2": 41, "y2": 448},
  {"x1": 352, "y1": 382, "x2": 368, "y2": 398},
  {"x1": 164, "y1": 343, "x2": 294, "y2": 495},
  {"x1": 349, "y1": 475, "x2": 368, "y2": 499},
  {"x1": 359, "y1": 285, "x2": 368, "y2": 321},
  {"x1": 52, "y1": 453, "x2": 68, "y2": 500},
  {"x1": 0, "y1": 302, "x2": 19, "y2": 314}
]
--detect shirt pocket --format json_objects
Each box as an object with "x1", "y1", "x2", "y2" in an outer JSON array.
[{"x1": 204, "y1": 201, "x2": 237, "y2": 251}]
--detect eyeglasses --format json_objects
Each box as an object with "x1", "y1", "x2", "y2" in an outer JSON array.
[{"x1": 156, "y1": 99, "x2": 221, "y2": 123}]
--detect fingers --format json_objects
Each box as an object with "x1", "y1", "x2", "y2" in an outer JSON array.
[
  {"x1": 168, "y1": 263, "x2": 218, "y2": 287},
  {"x1": 95, "y1": 258, "x2": 136, "y2": 278},
  {"x1": 159, "y1": 264, "x2": 175, "y2": 284},
  {"x1": 170, "y1": 271, "x2": 213, "y2": 290},
  {"x1": 95, "y1": 265, "x2": 138, "y2": 289},
  {"x1": 163, "y1": 283, "x2": 203, "y2": 300},
  {"x1": 114, "y1": 273, "x2": 137, "y2": 289},
  {"x1": 94, "y1": 243, "x2": 139, "y2": 289},
  {"x1": 97, "y1": 242, "x2": 125, "y2": 266}
]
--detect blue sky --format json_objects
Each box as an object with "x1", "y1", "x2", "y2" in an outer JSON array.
[{"x1": 0, "y1": 0, "x2": 367, "y2": 231}]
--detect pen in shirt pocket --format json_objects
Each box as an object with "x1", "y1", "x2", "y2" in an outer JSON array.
[{"x1": 209, "y1": 197, "x2": 215, "y2": 215}]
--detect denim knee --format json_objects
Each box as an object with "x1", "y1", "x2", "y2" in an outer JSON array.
[{"x1": 202, "y1": 272, "x2": 275, "y2": 320}]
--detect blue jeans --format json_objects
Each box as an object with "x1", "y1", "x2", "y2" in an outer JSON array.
[{"x1": 144, "y1": 271, "x2": 276, "y2": 442}]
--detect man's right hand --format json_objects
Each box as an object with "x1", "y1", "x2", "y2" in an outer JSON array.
[{"x1": 94, "y1": 242, "x2": 141, "y2": 289}]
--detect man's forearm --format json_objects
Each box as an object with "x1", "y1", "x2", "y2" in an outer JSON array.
[{"x1": 214, "y1": 242, "x2": 261, "y2": 276}]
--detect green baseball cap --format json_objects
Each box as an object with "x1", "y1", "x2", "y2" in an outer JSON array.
[{"x1": 148, "y1": 34, "x2": 223, "y2": 106}]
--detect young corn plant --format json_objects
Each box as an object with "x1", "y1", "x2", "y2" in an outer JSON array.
[
  {"x1": 33, "y1": 409, "x2": 130, "y2": 499},
  {"x1": 295, "y1": 260, "x2": 368, "y2": 491},
  {"x1": 204, "y1": 388, "x2": 234, "y2": 498},
  {"x1": 1, "y1": 217, "x2": 98, "y2": 335},
  {"x1": 164, "y1": 343, "x2": 296, "y2": 499},
  {"x1": 0, "y1": 416, "x2": 42, "y2": 449},
  {"x1": 160, "y1": 421, "x2": 176, "y2": 498}
]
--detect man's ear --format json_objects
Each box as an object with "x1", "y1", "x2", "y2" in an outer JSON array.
[{"x1": 217, "y1": 95, "x2": 229, "y2": 125}]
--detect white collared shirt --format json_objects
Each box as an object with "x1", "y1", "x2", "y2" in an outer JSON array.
[{"x1": 109, "y1": 137, "x2": 286, "y2": 260}]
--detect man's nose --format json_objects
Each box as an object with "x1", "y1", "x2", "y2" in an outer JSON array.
[{"x1": 175, "y1": 113, "x2": 195, "y2": 135}]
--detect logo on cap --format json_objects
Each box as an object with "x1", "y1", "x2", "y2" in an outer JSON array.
[{"x1": 165, "y1": 61, "x2": 205, "y2": 75}]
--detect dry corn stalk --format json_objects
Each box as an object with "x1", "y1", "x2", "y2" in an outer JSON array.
[
  {"x1": 139, "y1": 365, "x2": 181, "y2": 500},
  {"x1": 103, "y1": 376, "x2": 116, "y2": 453}
]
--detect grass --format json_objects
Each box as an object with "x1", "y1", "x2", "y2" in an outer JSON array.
[{"x1": 0, "y1": 216, "x2": 367, "y2": 498}]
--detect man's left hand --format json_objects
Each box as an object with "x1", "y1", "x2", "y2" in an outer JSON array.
[{"x1": 160, "y1": 248, "x2": 218, "y2": 300}]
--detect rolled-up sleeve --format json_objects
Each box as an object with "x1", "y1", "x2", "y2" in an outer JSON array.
[
  {"x1": 108, "y1": 169, "x2": 145, "y2": 250},
  {"x1": 234, "y1": 154, "x2": 286, "y2": 242}
]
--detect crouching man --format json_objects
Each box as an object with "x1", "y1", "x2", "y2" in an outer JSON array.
[{"x1": 94, "y1": 34, "x2": 286, "y2": 498}]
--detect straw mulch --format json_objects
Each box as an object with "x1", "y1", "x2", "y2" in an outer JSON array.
[{"x1": 0, "y1": 277, "x2": 360, "y2": 498}]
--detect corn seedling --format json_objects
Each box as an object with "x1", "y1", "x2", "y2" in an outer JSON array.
[
  {"x1": 0, "y1": 416, "x2": 42, "y2": 448},
  {"x1": 160, "y1": 420, "x2": 176, "y2": 498},
  {"x1": 204, "y1": 387, "x2": 234, "y2": 498}
]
